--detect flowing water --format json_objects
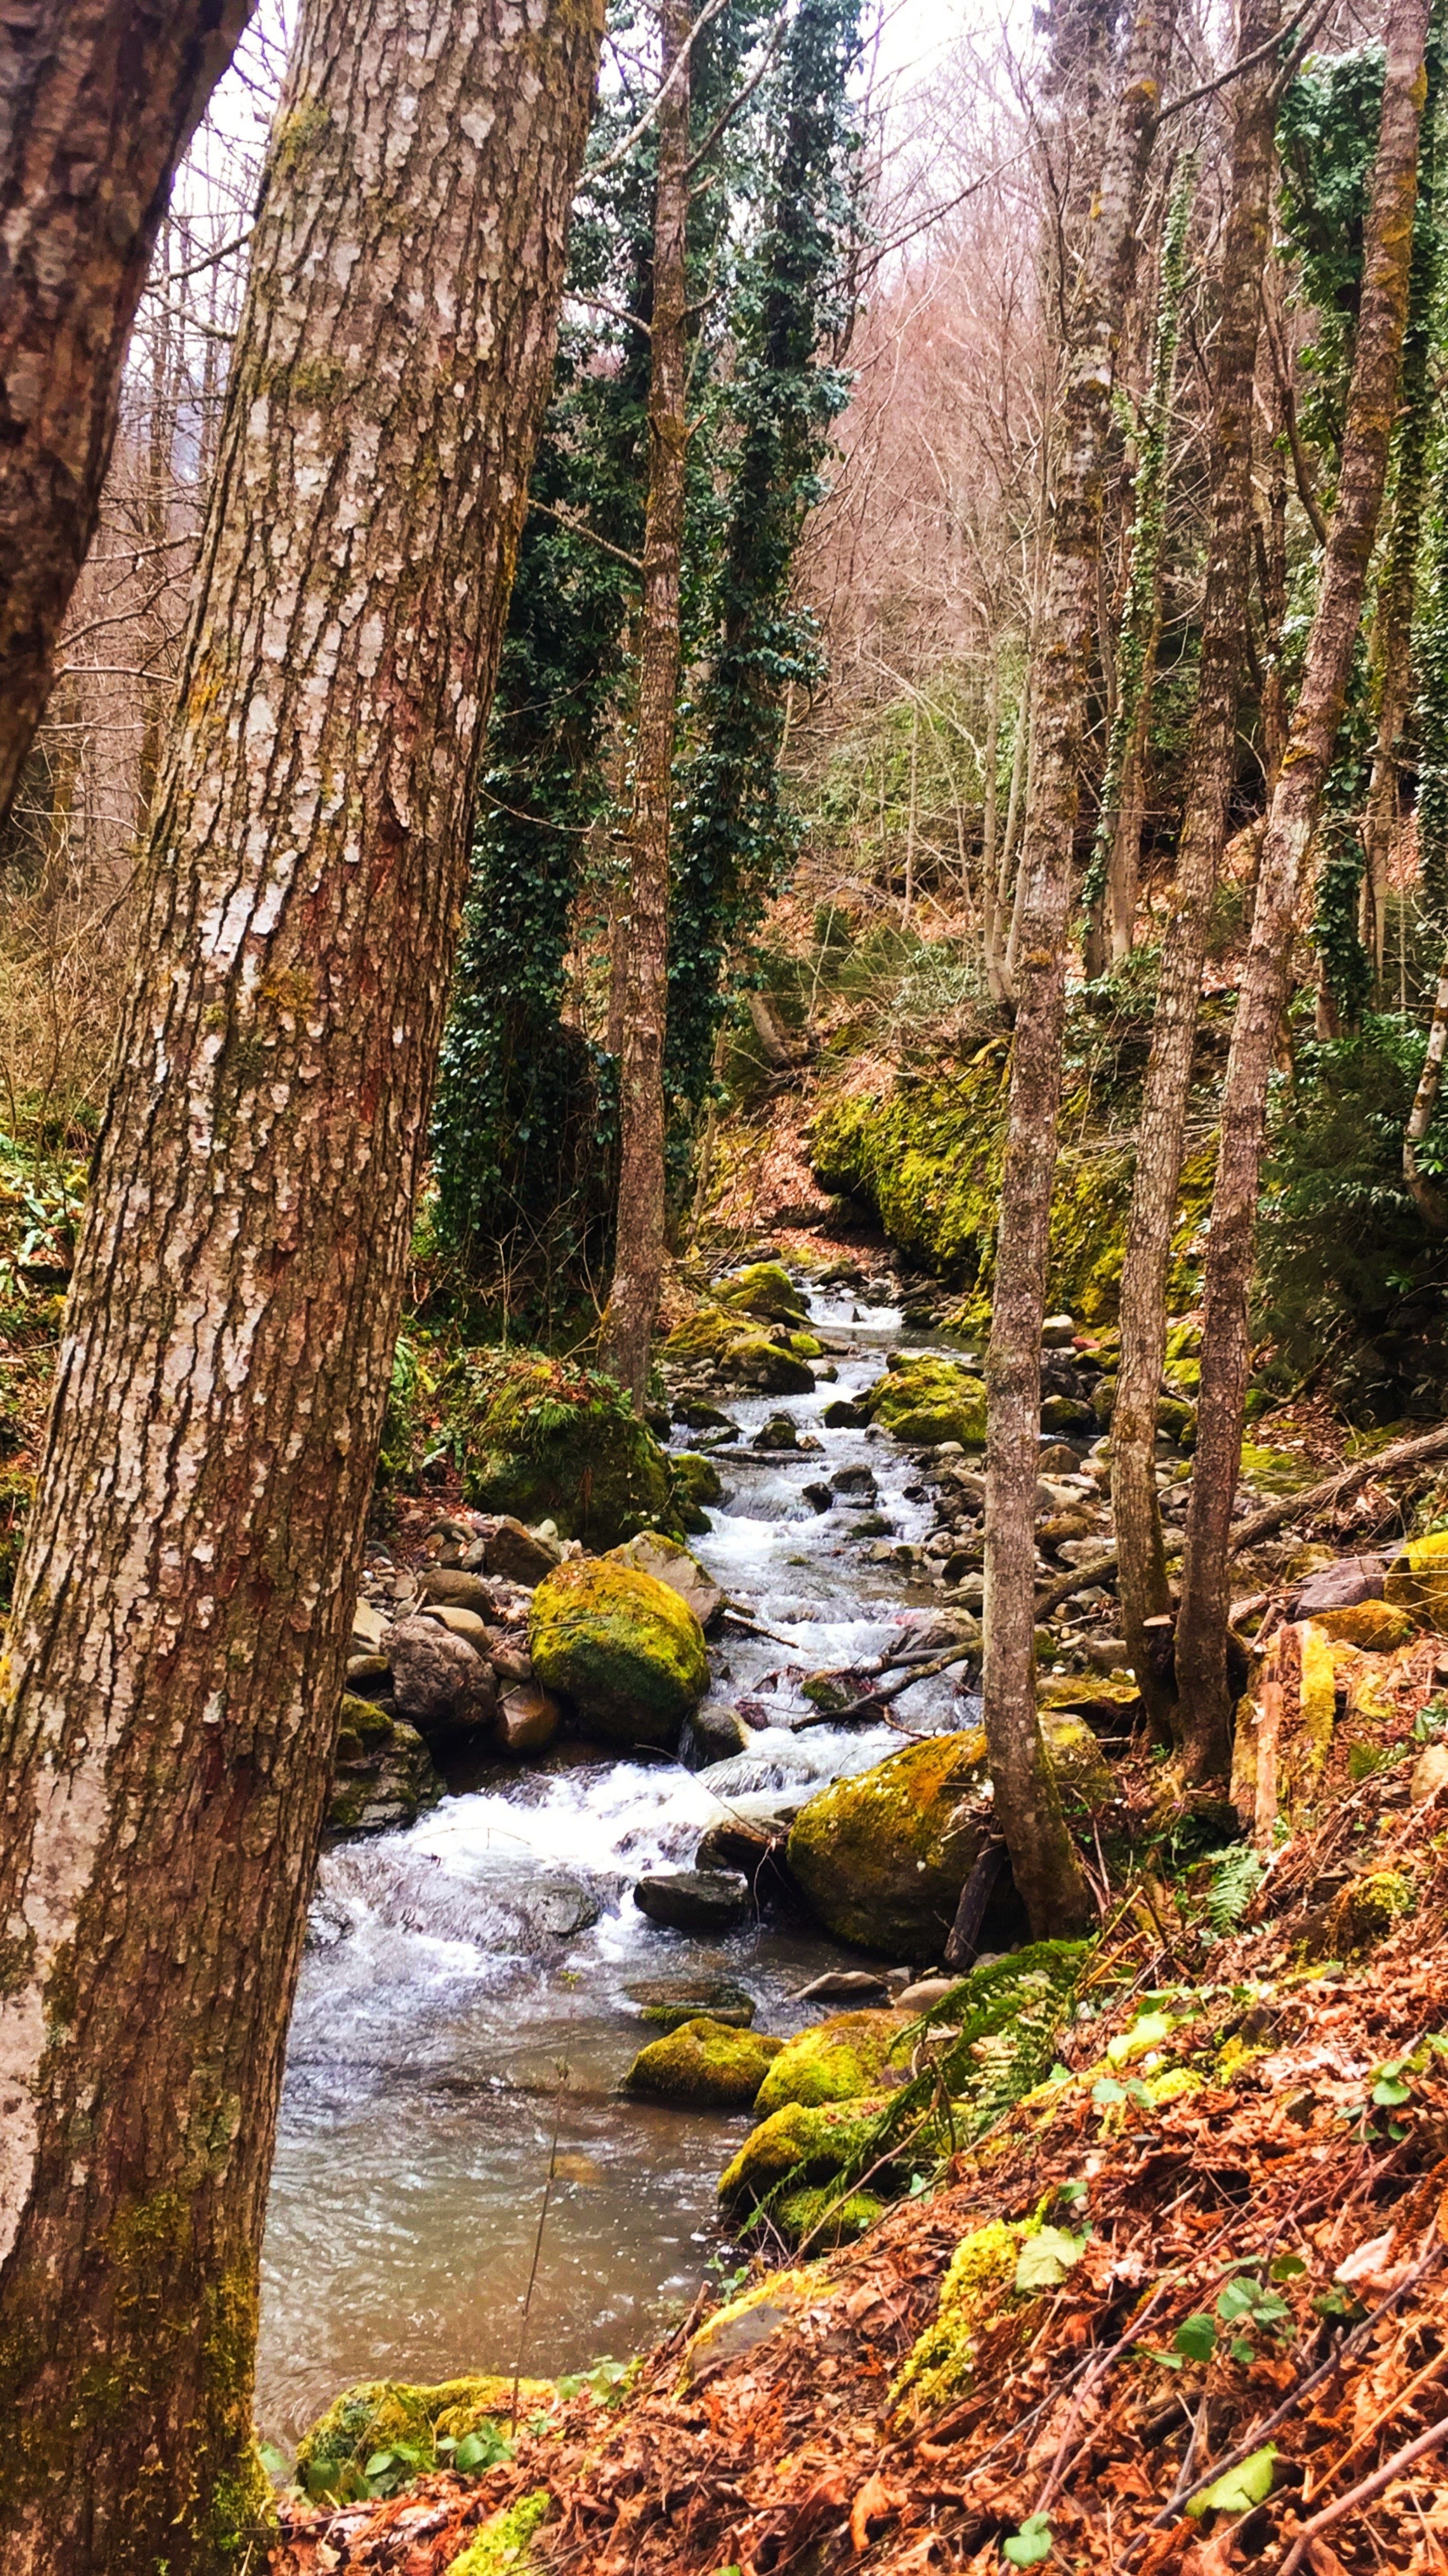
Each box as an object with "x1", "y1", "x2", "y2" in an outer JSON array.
[{"x1": 256, "y1": 1283, "x2": 979, "y2": 2442}]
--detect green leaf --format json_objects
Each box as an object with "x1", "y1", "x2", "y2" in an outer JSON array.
[
  {"x1": 1014, "y1": 2228, "x2": 1088, "y2": 2293},
  {"x1": 1137, "y1": 2345, "x2": 1184, "y2": 2370},
  {"x1": 1372, "y1": 2076, "x2": 1412, "y2": 2106},
  {"x1": 1003, "y1": 2514, "x2": 1053, "y2": 2566},
  {"x1": 454, "y1": 2424, "x2": 513, "y2": 2473},
  {"x1": 1186, "y1": 2444, "x2": 1277, "y2": 2518},
  {"x1": 1269, "y1": 2254, "x2": 1307, "y2": 2280},
  {"x1": 1215, "y1": 2279, "x2": 1257, "y2": 2323},
  {"x1": 1229, "y1": 2336, "x2": 1256, "y2": 2364},
  {"x1": 257, "y1": 2443, "x2": 292, "y2": 2484},
  {"x1": 1092, "y1": 2078, "x2": 1127, "y2": 2107},
  {"x1": 1172, "y1": 2313, "x2": 1218, "y2": 2362},
  {"x1": 364, "y1": 2451, "x2": 396, "y2": 2477}
]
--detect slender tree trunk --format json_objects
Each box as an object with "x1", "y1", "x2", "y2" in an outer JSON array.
[
  {"x1": 1405, "y1": 947, "x2": 1448, "y2": 1227},
  {"x1": 987, "y1": 669, "x2": 1028, "y2": 1003},
  {"x1": 1256, "y1": 371, "x2": 1291, "y2": 795},
  {"x1": 1174, "y1": 0, "x2": 1429, "y2": 1777},
  {"x1": 1111, "y1": 0, "x2": 1279, "y2": 1750},
  {"x1": 1106, "y1": 637, "x2": 1157, "y2": 960},
  {"x1": 0, "y1": 0, "x2": 602, "y2": 2565},
  {"x1": 0, "y1": 0, "x2": 257, "y2": 832},
  {"x1": 601, "y1": 0, "x2": 691, "y2": 1410},
  {"x1": 983, "y1": 0, "x2": 1176, "y2": 1940}
]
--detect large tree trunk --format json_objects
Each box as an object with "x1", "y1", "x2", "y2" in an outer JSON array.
[
  {"x1": 601, "y1": 0, "x2": 691, "y2": 1409},
  {"x1": 1111, "y1": 0, "x2": 1280, "y2": 1750},
  {"x1": 0, "y1": 0, "x2": 257, "y2": 834},
  {"x1": 0, "y1": 0, "x2": 603, "y2": 2563},
  {"x1": 982, "y1": 0, "x2": 1175, "y2": 1940},
  {"x1": 1174, "y1": 0, "x2": 1429, "y2": 1778}
]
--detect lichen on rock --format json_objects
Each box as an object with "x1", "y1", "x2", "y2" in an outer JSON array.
[
  {"x1": 714, "y1": 1260, "x2": 809, "y2": 1323},
  {"x1": 528, "y1": 1556, "x2": 709, "y2": 1748},
  {"x1": 1384, "y1": 1530, "x2": 1448, "y2": 1630},
  {"x1": 662, "y1": 1304, "x2": 816, "y2": 1394},
  {"x1": 717, "y1": 2097, "x2": 890, "y2": 2214}
]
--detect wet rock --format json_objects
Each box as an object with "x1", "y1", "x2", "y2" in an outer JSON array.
[
  {"x1": 801, "y1": 1479, "x2": 834, "y2": 1513},
  {"x1": 671, "y1": 1450, "x2": 724, "y2": 1532},
  {"x1": 633, "y1": 1867, "x2": 751, "y2": 1932},
  {"x1": 864, "y1": 1354, "x2": 987, "y2": 1448},
  {"x1": 665, "y1": 1305, "x2": 817, "y2": 1394},
  {"x1": 683, "y1": 1700, "x2": 752, "y2": 1766},
  {"x1": 327, "y1": 1695, "x2": 441, "y2": 1839},
  {"x1": 792, "y1": 1969, "x2": 893, "y2": 2004},
  {"x1": 675, "y1": 1397, "x2": 732, "y2": 1429},
  {"x1": 1286, "y1": 1555, "x2": 1388, "y2": 1619},
  {"x1": 606, "y1": 1530, "x2": 724, "y2": 1629},
  {"x1": 420, "y1": 1568, "x2": 498, "y2": 1616},
  {"x1": 319, "y1": 1844, "x2": 604, "y2": 1950},
  {"x1": 754, "y1": 2008, "x2": 913, "y2": 2116},
  {"x1": 830, "y1": 1462, "x2": 878, "y2": 1497},
  {"x1": 498, "y1": 1682, "x2": 562, "y2": 1756},
  {"x1": 715, "y1": 1260, "x2": 809, "y2": 1324},
  {"x1": 387, "y1": 1616, "x2": 499, "y2": 1739},
  {"x1": 718, "y1": 2097, "x2": 889, "y2": 2214},
  {"x1": 820, "y1": 1396, "x2": 868, "y2": 1428},
  {"x1": 484, "y1": 1517, "x2": 562, "y2": 1585},
  {"x1": 529, "y1": 1557, "x2": 709, "y2": 1749},
  {"x1": 754, "y1": 1410, "x2": 801, "y2": 1450},
  {"x1": 625, "y1": 2016, "x2": 785, "y2": 2109},
  {"x1": 625, "y1": 1973, "x2": 757, "y2": 2031}
]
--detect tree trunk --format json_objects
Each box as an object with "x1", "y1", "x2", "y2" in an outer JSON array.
[
  {"x1": 982, "y1": 0, "x2": 1176, "y2": 1940},
  {"x1": 0, "y1": 0, "x2": 603, "y2": 2563},
  {"x1": 0, "y1": 0, "x2": 257, "y2": 833},
  {"x1": 601, "y1": 0, "x2": 691, "y2": 1410},
  {"x1": 1405, "y1": 946, "x2": 1448, "y2": 1228},
  {"x1": 1111, "y1": 0, "x2": 1280, "y2": 1751},
  {"x1": 1174, "y1": 0, "x2": 1428, "y2": 1779}
]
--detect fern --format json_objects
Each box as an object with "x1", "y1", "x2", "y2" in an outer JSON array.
[{"x1": 1205, "y1": 1844, "x2": 1264, "y2": 1937}]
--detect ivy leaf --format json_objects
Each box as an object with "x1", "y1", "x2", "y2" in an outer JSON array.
[
  {"x1": 1186, "y1": 2444, "x2": 1277, "y2": 2518},
  {"x1": 1003, "y1": 2514, "x2": 1053, "y2": 2565},
  {"x1": 1014, "y1": 2228, "x2": 1088, "y2": 2293}
]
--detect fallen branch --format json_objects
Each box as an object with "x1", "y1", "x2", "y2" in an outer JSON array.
[
  {"x1": 1033, "y1": 1417, "x2": 1448, "y2": 1618},
  {"x1": 1277, "y1": 2409, "x2": 1448, "y2": 2575}
]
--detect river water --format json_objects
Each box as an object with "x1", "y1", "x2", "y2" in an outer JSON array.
[{"x1": 256, "y1": 1282, "x2": 979, "y2": 2442}]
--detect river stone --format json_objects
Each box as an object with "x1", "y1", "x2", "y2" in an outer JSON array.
[
  {"x1": 421, "y1": 1603, "x2": 492, "y2": 1644},
  {"x1": 1286, "y1": 1555, "x2": 1388, "y2": 1619},
  {"x1": 624, "y1": 2017, "x2": 785, "y2": 2109},
  {"x1": 345, "y1": 1651, "x2": 392, "y2": 1691},
  {"x1": 387, "y1": 1616, "x2": 499, "y2": 1739},
  {"x1": 351, "y1": 1597, "x2": 388, "y2": 1650},
  {"x1": 715, "y1": 1260, "x2": 809, "y2": 1324},
  {"x1": 664, "y1": 1305, "x2": 817, "y2": 1395},
  {"x1": 484, "y1": 1517, "x2": 562, "y2": 1585},
  {"x1": 327, "y1": 1697, "x2": 440, "y2": 1839},
  {"x1": 625, "y1": 1974, "x2": 757, "y2": 2031},
  {"x1": 1041, "y1": 1314, "x2": 1077, "y2": 1346},
  {"x1": 792, "y1": 1969, "x2": 893, "y2": 2004},
  {"x1": 529, "y1": 1557, "x2": 709, "y2": 1749},
  {"x1": 1037, "y1": 1441, "x2": 1084, "y2": 1475},
  {"x1": 864, "y1": 1354, "x2": 987, "y2": 1448},
  {"x1": 606, "y1": 1530, "x2": 724, "y2": 1628},
  {"x1": 420, "y1": 1568, "x2": 498, "y2": 1616},
  {"x1": 821, "y1": 1396, "x2": 868, "y2": 1428},
  {"x1": 1040, "y1": 1394, "x2": 1093, "y2": 1432},
  {"x1": 754, "y1": 1410, "x2": 801, "y2": 1450},
  {"x1": 634, "y1": 1867, "x2": 751, "y2": 1932},
  {"x1": 498, "y1": 1682, "x2": 562, "y2": 1756},
  {"x1": 830, "y1": 1463, "x2": 878, "y2": 1497},
  {"x1": 683, "y1": 1700, "x2": 752, "y2": 1767}
]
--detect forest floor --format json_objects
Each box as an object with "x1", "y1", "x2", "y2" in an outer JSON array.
[{"x1": 272, "y1": 1613, "x2": 1448, "y2": 2576}]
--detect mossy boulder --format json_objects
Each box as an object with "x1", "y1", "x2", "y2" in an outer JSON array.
[
  {"x1": 717, "y1": 2096, "x2": 889, "y2": 2214},
  {"x1": 772, "y1": 2185, "x2": 885, "y2": 2250},
  {"x1": 1310, "y1": 1599, "x2": 1415, "y2": 1651},
  {"x1": 788, "y1": 1719, "x2": 1106, "y2": 1958},
  {"x1": 715, "y1": 1260, "x2": 809, "y2": 1323},
  {"x1": 864, "y1": 1353, "x2": 988, "y2": 1449},
  {"x1": 528, "y1": 1557, "x2": 709, "y2": 1748},
  {"x1": 663, "y1": 1305, "x2": 816, "y2": 1394},
  {"x1": 1037, "y1": 1674, "x2": 1141, "y2": 1738},
  {"x1": 327, "y1": 1694, "x2": 441, "y2": 1839},
  {"x1": 1384, "y1": 1531, "x2": 1448, "y2": 1629},
  {"x1": 624, "y1": 2016, "x2": 784, "y2": 2108},
  {"x1": 296, "y1": 2375, "x2": 549, "y2": 2501},
  {"x1": 753, "y1": 2008, "x2": 915, "y2": 2117},
  {"x1": 449, "y1": 1350, "x2": 679, "y2": 1548},
  {"x1": 670, "y1": 1450, "x2": 723, "y2": 1534}
]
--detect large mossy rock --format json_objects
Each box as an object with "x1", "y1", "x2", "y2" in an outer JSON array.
[
  {"x1": 662, "y1": 1304, "x2": 816, "y2": 1394},
  {"x1": 864, "y1": 1353, "x2": 987, "y2": 1449},
  {"x1": 787, "y1": 1719, "x2": 1110, "y2": 1958},
  {"x1": 1384, "y1": 1531, "x2": 1448, "y2": 1630},
  {"x1": 717, "y1": 2096, "x2": 889, "y2": 2214},
  {"x1": 753, "y1": 2007, "x2": 914, "y2": 2117},
  {"x1": 715, "y1": 1260, "x2": 809, "y2": 1324},
  {"x1": 529, "y1": 1557, "x2": 709, "y2": 1748},
  {"x1": 449, "y1": 1351, "x2": 679, "y2": 1548},
  {"x1": 624, "y1": 2015, "x2": 784, "y2": 2108}
]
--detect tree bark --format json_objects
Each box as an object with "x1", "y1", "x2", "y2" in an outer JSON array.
[
  {"x1": 0, "y1": 0, "x2": 257, "y2": 833},
  {"x1": 1174, "y1": 0, "x2": 1428, "y2": 1779},
  {"x1": 1404, "y1": 946, "x2": 1448, "y2": 1228},
  {"x1": 601, "y1": 0, "x2": 691, "y2": 1410},
  {"x1": 0, "y1": 0, "x2": 603, "y2": 2564},
  {"x1": 983, "y1": 0, "x2": 1176, "y2": 1941},
  {"x1": 1111, "y1": 0, "x2": 1280, "y2": 1750}
]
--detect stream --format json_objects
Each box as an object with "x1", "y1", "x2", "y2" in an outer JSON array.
[{"x1": 255, "y1": 1280, "x2": 981, "y2": 2443}]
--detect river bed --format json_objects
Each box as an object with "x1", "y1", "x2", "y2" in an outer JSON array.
[{"x1": 256, "y1": 1280, "x2": 980, "y2": 2442}]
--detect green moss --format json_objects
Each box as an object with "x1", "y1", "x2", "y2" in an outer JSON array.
[
  {"x1": 753, "y1": 2008, "x2": 914, "y2": 2116},
  {"x1": 1240, "y1": 1443, "x2": 1316, "y2": 1495},
  {"x1": 771, "y1": 2185, "x2": 885, "y2": 2249},
  {"x1": 718, "y1": 2097, "x2": 890, "y2": 2213},
  {"x1": 624, "y1": 2017, "x2": 785, "y2": 2107},
  {"x1": 812, "y1": 1069, "x2": 1214, "y2": 1321},
  {"x1": 448, "y1": 1350, "x2": 680, "y2": 1547},
  {"x1": 1309, "y1": 1600, "x2": 1415, "y2": 1650},
  {"x1": 1384, "y1": 1530, "x2": 1448, "y2": 1628},
  {"x1": 679, "y1": 2270, "x2": 815, "y2": 2383},
  {"x1": 891, "y1": 2219, "x2": 1022, "y2": 2415},
  {"x1": 662, "y1": 1305, "x2": 815, "y2": 1393},
  {"x1": 528, "y1": 1557, "x2": 709, "y2": 1747},
  {"x1": 1329, "y1": 1868, "x2": 1415, "y2": 1952},
  {"x1": 446, "y1": 2489, "x2": 551, "y2": 2575},
  {"x1": 864, "y1": 1353, "x2": 987, "y2": 1447},
  {"x1": 669, "y1": 1449, "x2": 722, "y2": 1534},
  {"x1": 716, "y1": 1261, "x2": 809, "y2": 1322},
  {"x1": 296, "y1": 2376, "x2": 550, "y2": 2504}
]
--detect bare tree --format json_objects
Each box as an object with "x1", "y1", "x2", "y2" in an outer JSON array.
[
  {"x1": 0, "y1": 0, "x2": 258, "y2": 830},
  {"x1": 1173, "y1": 0, "x2": 1431, "y2": 1778},
  {"x1": 0, "y1": 0, "x2": 603, "y2": 2568}
]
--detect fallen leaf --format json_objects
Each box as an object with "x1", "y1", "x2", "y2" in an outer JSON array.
[
  {"x1": 1015, "y1": 2228, "x2": 1089, "y2": 2293},
  {"x1": 850, "y1": 2472, "x2": 894, "y2": 2551},
  {"x1": 1186, "y1": 2444, "x2": 1276, "y2": 2519}
]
